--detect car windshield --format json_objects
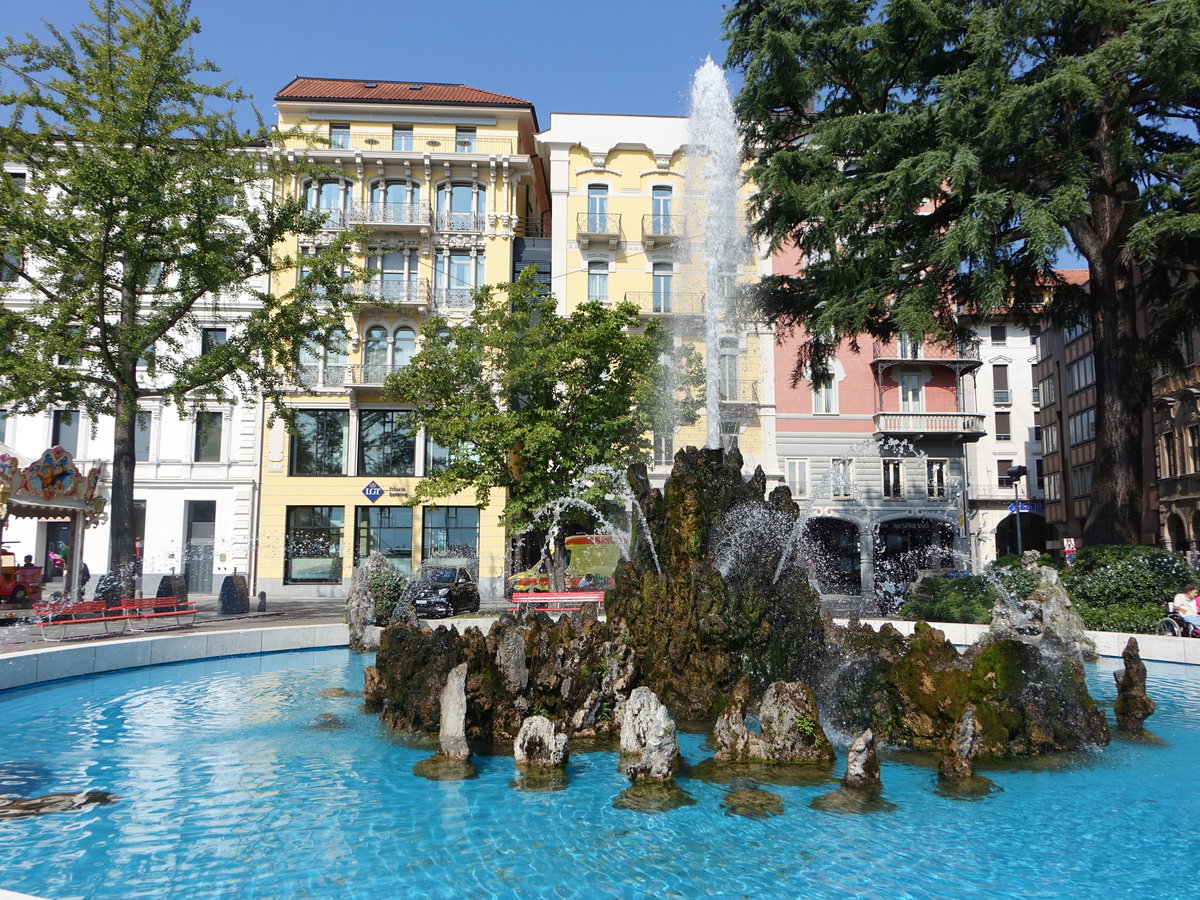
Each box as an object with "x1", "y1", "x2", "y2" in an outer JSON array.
[{"x1": 418, "y1": 567, "x2": 456, "y2": 584}]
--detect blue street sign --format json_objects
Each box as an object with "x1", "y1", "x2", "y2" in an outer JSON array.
[
  {"x1": 1008, "y1": 501, "x2": 1044, "y2": 513},
  {"x1": 362, "y1": 481, "x2": 384, "y2": 503}
]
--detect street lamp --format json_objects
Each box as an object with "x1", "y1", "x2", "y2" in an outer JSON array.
[{"x1": 1007, "y1": 464, "x2": 1028, "y2": 555}]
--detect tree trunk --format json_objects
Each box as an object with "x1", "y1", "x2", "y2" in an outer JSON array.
[
  {"x1": 108, "y1": 391, "x2": 138, "y2": 595},
  {"x1": 1082, "y1": 259, "x2": 1144, "y2": 546}
]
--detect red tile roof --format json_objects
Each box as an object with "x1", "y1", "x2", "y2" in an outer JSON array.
[{"x1": 275, "y1": 77, "x2": 533, "y2": 108}]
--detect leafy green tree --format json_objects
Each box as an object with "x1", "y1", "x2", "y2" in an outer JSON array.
[
  {"x1": 383, "y1": 268, "x2": 701, "y2": 588},
  {"x1": 725, "y1": 0, "x2": 1200, "y2": 545},
  {"x1": 0, "y1": 0, "x2": 360, "y2": 583}
]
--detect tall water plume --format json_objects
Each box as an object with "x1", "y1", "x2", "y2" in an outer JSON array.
[{"x1": 686, "y1": 58, "x2": 747, "y2": 449}]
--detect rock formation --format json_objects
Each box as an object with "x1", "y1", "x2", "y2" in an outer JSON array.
[
  {"x1": 842, "y1": 730, "x2": 881, "y2": 790},
  {"x1": 1113, "y1": 638, "x2": 1156, "y2": 734},
  {"x1": 514, "y1": 715, "x2": 569, "y2": 768},
  {"x1": 985, "y1": 562, "x2": 1097, "y2": 664},
  {"x1": 619, "y1": 686, "x2": 678, "y2": 782},
  {"x1": 439, "y1": 662, "x2": 469, "y2": 759},
  {"x1": 713, "y1": 678, "x2": 834, "y2": 764},
  {"x1": 938, "y1": 704, "x2": 983, "y2": 781}
]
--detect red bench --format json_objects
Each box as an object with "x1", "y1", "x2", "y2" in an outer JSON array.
[
  {"x1": 115, "y1": 596, "x2": 197, "y2": 632},
  {"x1": 510, "y1": 591, "x2": 605, "y2": 613},
  {"x1": 33, "y1": 599, "x2": 129, "y2": 641}
]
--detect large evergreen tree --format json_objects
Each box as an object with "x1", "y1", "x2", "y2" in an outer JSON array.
[
  {"x1": 384, "y1": 268, "x2": 700, "y2": 586},
  {"x1": 725, "y1": 0, "x2": 1200, "y2": 544},
  {"x1": 0, "y1": 0, "x2": 359, "y2": 582}
]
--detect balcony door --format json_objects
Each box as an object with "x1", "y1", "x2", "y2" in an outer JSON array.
[
  {"x1": 587, "y1": 185, "x2": 608, "y2": 232},
  {"x1": 185, "y1": 500, "x2": 216, "y2": 594},
  {"x1": 651, "y1": 186, "x2": 673, "y2": 234}
]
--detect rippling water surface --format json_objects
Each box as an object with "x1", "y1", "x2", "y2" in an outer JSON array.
[{"x1": 0, "y1": 648, "x2": 1197, "y2": 899}]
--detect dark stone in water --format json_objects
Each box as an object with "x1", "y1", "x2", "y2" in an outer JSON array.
[
  {"x1": 1113, "y1": 637, "x2": 1156, "y2": 734},
  {"x1": 310, "y1": 713, "x2": 350, "y2": 730},
  {"x1": 412, "y1": 755, "x2": 478, "y2": 781},
  {"x1": 511, "y1": 768, "x2": 569, "y2": 793},
  {"x1": 933, "y1": 774, "x2": 1000, "y2": 801},
  {"x1": 612, "y1": 782, "x2": 697, "y2": 814},
  {"x1": 0, "y1": 790, "x2": 118, "y2": 819},
  {"x1": 809, "y1": 787, "x2": 898, "y2": 815},
  {"x1": 722, "y1": 787, "x2": 783, "y2": 819}
]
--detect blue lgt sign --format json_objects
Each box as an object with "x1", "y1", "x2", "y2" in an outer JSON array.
[{"x1": 362, "y1": 481, "x2": 384, "y2": 503}]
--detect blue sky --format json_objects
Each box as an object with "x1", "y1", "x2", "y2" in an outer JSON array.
[{"x1": 4, "y1": 1, "x2": 738, "y2": 128}]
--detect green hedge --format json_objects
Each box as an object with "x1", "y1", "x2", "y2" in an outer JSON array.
[
  {"x1": 1061, "y1": 545, "x2": 1195, "y2": 609},
  {"x1": 899, "y1": 574, "x2": 997, "y2": 625},
  {"x1": 1073, "y1": 600, "x2": 1165, "y2": 635}
]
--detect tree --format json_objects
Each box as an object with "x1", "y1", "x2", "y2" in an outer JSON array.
[
  {"x1": 383, "y1": 268, "x2": 700, "y2": 587},
  {"x1": 725, "y1": 0, "x2": 1200, "y2": 545},
  {"x1": 0, "y1": 0, "x2": 360, "y2": 583}
]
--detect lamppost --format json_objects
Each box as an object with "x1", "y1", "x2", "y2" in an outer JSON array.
[{"x1": 1007, "y1": 464, "x2": 1028, "y2": 556}]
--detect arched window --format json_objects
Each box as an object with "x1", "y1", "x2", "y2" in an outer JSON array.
[
  {"x1": 394, "y1": 327, "x2": 416, "y2": 367},
  {"x1": 363, "y1": 325, "x2": 389, "y2": 382},
  {"x1": 436, "y1": 182, "x2": 485, "y2": 231},
  {"x1": 305, "y1": 179, "x2": 351, "y2": 228},
  {"x1": 370, "y1": 180, "x2": 421, "y2": 224}
]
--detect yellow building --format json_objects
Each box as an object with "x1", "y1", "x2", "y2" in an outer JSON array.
[
  {"x1": 537, "y1": 113, "x2": 776, "y2": 484},
  {"x1": 258, "y1": 78, "x2": 547, "y2": 599}
]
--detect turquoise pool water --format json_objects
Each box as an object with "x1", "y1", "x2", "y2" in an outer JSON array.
[{"x1": 0, "y1": 648, "x2": 1196, "y2": 899}]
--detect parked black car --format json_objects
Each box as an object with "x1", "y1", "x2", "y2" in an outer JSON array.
[{"x1": 410, "y1": 564, "x2": 480, "y2": 618}]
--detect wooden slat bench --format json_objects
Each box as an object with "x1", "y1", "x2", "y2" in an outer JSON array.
[
  {"x1": 33, "y1": 599, "x2": 129, "y2": 642},
  {"x1": 115, "y1": 596, "x2": 197, "y2": 632},
  {"x1": 509, "y1": 591, "x2": 605, "y2": 613}
]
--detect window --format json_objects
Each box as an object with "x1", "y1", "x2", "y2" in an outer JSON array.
[
  {"x1": 391, "y1": 125, "x2": 413, "y2": 152},
  {"x1": 424, "y1": 434, "x2": 450, "y2": 474},
  {"x1": 359, "y1": 410, "x2": 414, "y2": 477},
  {"x1": 329, "y1": 124, "x2": 350, "y2": 149},
  {"x1": 434, "y1": 249, "x2": 483, "y2": 308},
  {"x1": 436, "y1": 181, "x2": 485, "y2": 231},
  {"x1": 369, "y1": 184, "x2": 420, "y2": 225},
  {"x1": 993, "y1": 364, "x2": 1010, "y2": 404},
  {"x1": 1040, "y1": 374, "x2": 1057, "y2": 408},
  {"x1": 290, "y1": 409, "x2": 348, "y2": 475},
  {"x1": 52, "y1": 410, "x2": 80, "y2": 457},
  {"x1": 995, "y1": 412, "x2": 1012, "y2": 441},
  {"x1": 1068, "y1": 409, "x2": 1096, "y2": 446},
  {"x1": 1072, "y1": 463, "x2": 1094, "y2": 498},
  {"x1": 298, "y1": 328, "x2": 348, "y2": 389},
  {"x1": 899, "y1": 371, "x2": 923, "y2": 412},
  {"x1": 0, "y1": 247, "x2": 19, "y2": 282},
  {"x1": 1032, "y1": 424, "x2": 1042, "y2": 442},
  {"x1": 652, "y1": 262, "x2": 673, "y2": 313},
  {"x1": 997, "y1": 459, "x2": 1014, "y2": 489},
  {"x1": 653, "y1": 430, "x2": 674, "y2": 466},
  {"x1": 134, "y1": 410, "x2": 152, "y2": 462},
  {"x1": 926, "y1": 459, "x2": 947, "y2": 498},
  {"x1": 366, "y1": 249, "x2": 420, "y2": 301},
  {"x1": 285, "y1": 506, "x2": 344, "y2": 583},
  {"x1": 422, "y1": 506, "x2": 479, "y2": 559},
  {"x1": 587, "y1": 184, "x2": 608, "y2": 232},
  {"x1": 1035, "y1": 458, "x2": 1045, "y2": 491},
  {"x1": 1066, "y1": 354, "x2": 1095, "y2": 393},
  {"x1": 194, "y1": 411, "x2": 223, "y2": 462},
  {"x1": 0, "y1": 408, "x2": 6, "y2": 444},
  {"x1": 1189, "y1": 424, "x2": 1200, "y2": 473},
  {"x1": 455, "y1": 126, "x2": 476, "y2": 153},
  {"x1": 1045, "y1": 471, "x2": 1062, "y2": 501},
  {"x1": 355, "y1": 506, "x2": 413, "y2": 575},
  {"x1": 812, "y1": 375, "x2": 837, "y2": 414},
  {"x1": 1035, "y1": 330, "x2": 1053, "y2": 363},
  {"x1": 882, "y1": 459, "x2": 904, "y2": 499},
  {"x1": 718, "y1": 338, "x2": 740, "y2": 402},
  {"x1": 306, "y1": 179, "x2": 349, "y2": 227},
  {"x1": 587, "y1": 260, "x2": 608, "y2": 303},
  {"x1": 1163, "y1": 433, "x2": 1177, "y2": 478},
  {"x1": 990, "y1": 325, "x2": 1007, "y2": 345},
  {"x1": 1029, "y1": 326, "x2": 1041, "y2": 346},
  {"x1": 651, "y1": 185, "x2": 673, "y2": 234},
  {"x1": 201, "y1": 327, "x2": 227, "y2": 355},
  {"x1": 897, "y1": 334, "x2": 921, "y2": 359},
  {"x1": 831, "y1": 458, "x2": 853, "y2": 498},
  {"x1": 1064, "y1": 317, "x2": 1092, "y2": 344},
  {"x1": 784, "y1": 458, "x2": 808, "y2": 497}
]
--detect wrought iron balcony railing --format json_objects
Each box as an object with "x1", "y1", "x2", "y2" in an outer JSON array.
[
  {"x1": 718, "y1": 379, "x2": 759, "y2": 404},
  {"x1": 289, "y1": 131, "x2": 517, "y2": 156},
  {"x1": 294, "y1": 364, "x2": 348, "y2": 391},
  {"x1": 435, "y1": 211, "x2": 486, "y2": 232},
  {"x1": 576, "y1": 212, "x2": 621, "y2": 248},
  {"x1": 433, "y1": 288, "x2": 475, "y2": 311},
  {"x1": 871, "y1": 340, "x2": 982, "y2": 367},
  {"x1": 623, "y1": 291, "x2": 705, "y2": 317},
  {"x1": 993, "y1": 389, "x2": 1012, "y2": 405},
  {"x1": 345, "y1": 363, "x2": 403, "y2": 386},
  {"x1": 641, "y1": 214, "x2": 684, "y2": 246},
  {"x1": 355, "y1": 279, "x2": 431, "y2": 306},
  {"x1": 347, "y1": 202, "x2": 430, "y2": 227}
]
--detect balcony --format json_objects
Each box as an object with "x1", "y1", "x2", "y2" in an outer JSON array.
[
  {"x1": 871, "y1": 339, "x2": 982, "y2": 373},
  {"x1": 293, "y1": 364, "x2": 348, "y2": 392},
  {"x1": 435, "y1": 211, "x2": 486, "y2": 233},
  {"x1": 355, "y1": 279, "x2": 431, "y2": 310},
  {"x1": 993, "y1": 389, "x2": 1012, "y2": 405},
  {"x1": 290, "y1": 130, "x2": 517, "y2": 156},
  {"x1": 346, "y1": 202, "x2": 430, "y2": 231},
  {"x1": 641, "y1": 214, "x2": 684, "y2": 248},
  {"x1": 433, "y1": 287, "x2": 475, "y2": 314},
  {"x1": 623, "y1": 291, "x2": 705, "y2": 322},
  {"x1": 576, "y1": 212, "x2": 621, "y2": 250},
  {"x1": 873, "y1": 412, "x2": 987, "y2": 442},
  {"x1": 719, "y1": 379, "x2": 759, "y2": 404}
]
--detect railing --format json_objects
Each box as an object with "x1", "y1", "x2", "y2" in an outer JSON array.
[
  {"x1": 356, "y1": 279, "x2": 431, "y2": 306},
  {"x1": 718, "y1": 379, "x2": 759, "y2": 404},
  {"x1": 289, "y1": 131, "x2": 517, "y2": 156},
  {"x1": 294, "y1": 365, "x2": 348, "y2": 390},
  {"x1": 873, "y1": 412, "x2": 987, "y2": 435},
  {"x1": 434, "y1": 288, "x2": 475, "y2": 311},
  {"x1": 514, "y1": 216, "x2": 550, "y2": 238},
  {"x1": 623, "y1": 291, "x2": 705, "y2": 317},
  {"x1": 871, "y1": 340, "x2": 981, "y2": 364},
  {"x1": 344, "y1": 363, "x2": 403, "y2": 386},
  {"x1": 576, "y1": 212, "x2": 621, "y2": 236},
  {"x1": 993, "y1": 389, "x2": 1012, "y2": 405},
  {"x1": 435, "y1": 211, "x2": 486, "y2": 232},
  {"x1": 641, "y1": 214, "x2": 684, "y2": 241},
  {"x1": 308, "y1": 207, "x2": 347, "y2": 230},
  {"x1": 347, "y1": 202, "x2": 430, "y2": 227}
]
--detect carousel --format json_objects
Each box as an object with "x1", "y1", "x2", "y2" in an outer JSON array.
[{"x1": 0, "y1": 445, "x2": 108, "y2": 605}]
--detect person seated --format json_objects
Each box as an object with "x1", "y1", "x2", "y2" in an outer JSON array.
[{"x1": 1171, "y1": 584, "x2": 1200, "y2": 634}]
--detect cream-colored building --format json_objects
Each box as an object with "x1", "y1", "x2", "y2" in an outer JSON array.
[
  {"x1": 258, "y1": 78, "x2": 548, "y2": 599},
  {"x1": 537, "y1": 113, "x2": 777, "y2": 483}
]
